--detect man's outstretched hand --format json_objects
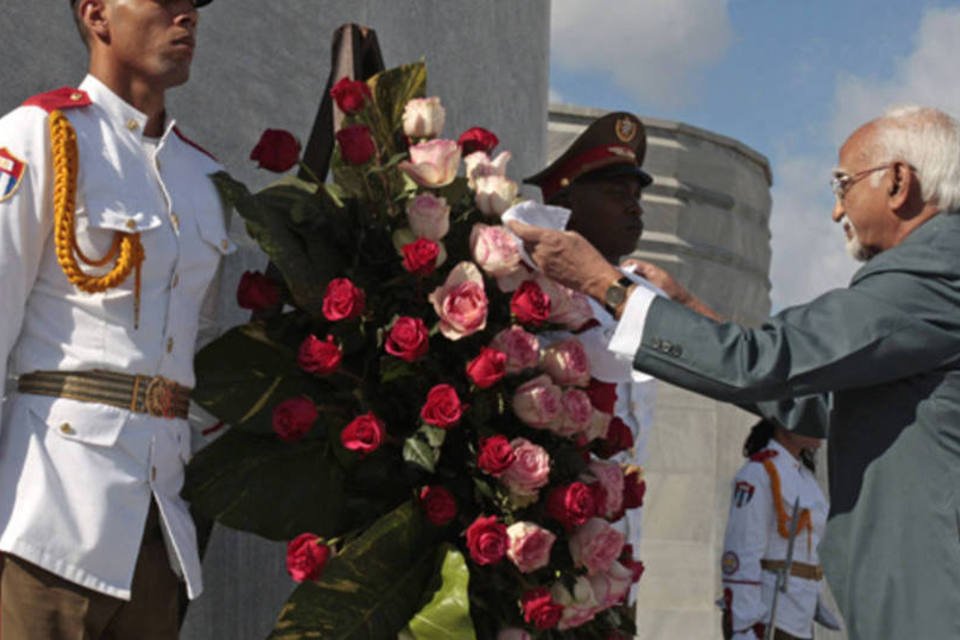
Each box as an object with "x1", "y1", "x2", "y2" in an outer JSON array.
[{"x1": 507, "y1": 221, "x2": 621, "y2": 302}]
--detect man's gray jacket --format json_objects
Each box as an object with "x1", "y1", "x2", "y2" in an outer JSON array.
[{"x1": 627, "y1": 213, "x2": 960, "y2": 640}]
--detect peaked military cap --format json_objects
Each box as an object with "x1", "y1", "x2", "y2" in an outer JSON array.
[
  {"x1": 70, "y1": 0, "x2": 213, "y2": 6},
  {"x1": 524, "y1": 111, "x2": 653, "y2": 202}
]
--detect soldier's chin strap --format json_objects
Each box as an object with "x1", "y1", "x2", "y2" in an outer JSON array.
[{"x1": 49, "y1": 110, "x2": 145, "y2": 327}]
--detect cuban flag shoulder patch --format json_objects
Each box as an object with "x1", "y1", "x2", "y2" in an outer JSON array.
[
  {"x1": 0, "y1": 148, "x2": 27, "y2": 203},
  {"x1": 734, "y1": 480, "x2": 755, "y2": 507}
]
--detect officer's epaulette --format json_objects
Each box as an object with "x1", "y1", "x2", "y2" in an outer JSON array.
[
  {"x1": 22, "y1": 87, "x2": 91, "y2": 113},
  {"x1": 749, "y1": 449, "x2": 777, "y2": 463},
  {"x1": 173, "y1": 126, "x2": 218, "y2": 162}
]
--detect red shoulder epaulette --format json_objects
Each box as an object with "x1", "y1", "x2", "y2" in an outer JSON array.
[
  {"x1": 750, "y1": 449, "x2": 777, "y2": 462},
  {"x1": 174, "y1": 126, "x2": 218, "y2": 162},
  {"x1": 22, "y1": 87, "x2": 91, "y2": 113}
]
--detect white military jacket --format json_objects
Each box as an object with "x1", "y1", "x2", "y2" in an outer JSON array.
[
  {"x1": 721, "y1": 440, "x2": 828, "y2": 639},
  {"x1": 0, "y1": 75, "x2": 234, "y2": 600}
]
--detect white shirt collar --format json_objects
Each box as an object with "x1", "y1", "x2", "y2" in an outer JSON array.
[{"x1": 79, "y1": 74, "x2": 177, "y2": 141}]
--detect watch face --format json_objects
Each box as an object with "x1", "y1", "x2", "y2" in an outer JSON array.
[{"x1": 605, "y1": 284, "x2": 626, "y2": 308}]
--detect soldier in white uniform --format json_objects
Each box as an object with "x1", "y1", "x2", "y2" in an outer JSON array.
[
  {"x1": 720, "y1": 420, "x2": 829, "y2": 640},
  {"x1": 0, "y1": 0, "x2": 230, "y2": 637}
]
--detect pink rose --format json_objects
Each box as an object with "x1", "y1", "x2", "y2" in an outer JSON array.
[
  {"x1": 474, "y1": 175, "x2": 518, "y2": 217},
  {"x1": 496, "y1": 629, "x2": 532, "y2": 640},
  {"x1": 501, "y1": 437, "x2": 551, "y2": 497},
  {"x1": 490, "y1": 326, "x2": 540, "y2": 374},
  {"x1": 506, "y1": 521, "x2": 556, "y2": 573},
  {"x1": 551, "y1": 578, "x2": 599, "y2": 631},
  {"x1": 399, "y1": 139, "x2": 461, "y2": 188},
  {"x1": 588, "y1": 561, "x2": 633, "y2": 609},
  {"x1": 541, "y1": 338, "x2": 591, "y2": 387},
  {"x1": 469, "y1": 223, "x2": 521, "y2": 277},
  {"x1": 544, "y1": 278, "x2": 594, "y2": 331},
  {"x1": 583, "y1": 411, "x2": 613, "y2": 443},
  {"x1": 559, "y1": 388, "x2": 595, "y2": 437},
  {"x1": 402, "y1": 96, "x2": 445, "y2": 138},
  {"x1": 428, "y1": 261, "x2": 488, "y2": 340},
  {"x1": 569, "y1": 517, "x2": 626, "y2": 575},
  {"x1": 464, "y1": 150, "x2": 511, "y2": 190},
  {"x1": 512, "y1": 374, "x2": 563, "y2": 429},
  {"x1": 585, "y1": 460, "x2": 625, "y2": 519},
  {"x1": 406, "y1": 193, "x2": 450, "y2": 240}
]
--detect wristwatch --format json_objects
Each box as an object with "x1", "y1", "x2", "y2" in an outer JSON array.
[{"x1": 603, "y1": 276, "x2": 634, "y2": 316}]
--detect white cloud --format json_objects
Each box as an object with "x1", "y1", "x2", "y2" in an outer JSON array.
[
  {"x1": 830, "y1": 7, "x2": 960, "y2": 143},
  {"x1": 770, "y1": 6, "x2": 960, "y2": 309},
  {"x1": 769, "y1": 156, "x2": 858, "y2": 309},
  {"x1": 550, "y1": 0, "x2": 733, "y2": 108}
]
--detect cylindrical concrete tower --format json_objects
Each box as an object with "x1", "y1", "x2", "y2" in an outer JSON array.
[{"x1": 548, "y1": 105, "x2": 773, "y2": 639}]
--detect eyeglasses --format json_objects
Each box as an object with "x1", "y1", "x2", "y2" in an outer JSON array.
[{"x1": 830, "y1": 162, "x2": 912, "y2": 201}]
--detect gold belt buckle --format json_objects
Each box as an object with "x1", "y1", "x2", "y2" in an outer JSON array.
[{"x1": 143, "y1": 375, "x2": 177, "y2": 418}]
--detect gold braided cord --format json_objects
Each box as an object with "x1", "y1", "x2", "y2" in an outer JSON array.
[
  {"x1": 761, "y1": 457, "x2": 813, "y2": 553},
  {"x1": 49, "y1": 110, "x2": 144, "y2": 325}
]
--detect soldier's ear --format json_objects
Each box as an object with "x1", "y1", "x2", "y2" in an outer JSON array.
[{"x1": 79, "y1": 0, "x2": 110, "y2": 44}]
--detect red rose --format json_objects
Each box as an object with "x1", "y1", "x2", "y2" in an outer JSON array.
[
  {"x1": 464, "y1": 515, "x2": 508, "y2": 566},
  {"x1": 419, "y1": 485, "x2": 457, "y2": 526},
  {"x1": 340, "y1": 412, "x2": 386, "y2": 456},
  {"x1": 336, "y1": 124, "x2": 376, "y2": 165},
  {"x1": 285, "y1": 532, "x2": 331, "y2": 582},
  {"x1": 623, "y1": 470, "x2": 646, "y2": 509},
  {"x1": 297, "y1": 334, "x2": 342, "y2": 376},
  {"x1": 623, "y1": 557, "x2": 645, "y2": 583},
  {"x1": 546, "y1": 481, "x2": 597, "y2": 528},
  {"x1": 586, "y1": 378, "x2": 618, "y2": 413},
  {"x1": 596, "y1": 417, "x2": 634, "y2": 459},
  {"x1": 465, "y1": 347, "x2": 507, "y2": 389},
  {"x1": 420, "y1": 384, "x2": 464, "y2": 429},
  {"x1": 385, "y1": 317, "x2": 429, "y2": 362},
  {"x1": 272, "y1": 396, "x2": 318, "y2": 443},
  {"x1": 401, "y1": 238, "x2": 440, "y2": 276},
  {"x1": 511, "y1": 280, "x2": 551, "y2": 326},
  {"x1": 458, "y1": 126, "x2": 499, "y2": 156},
  {"x1": 322, "y1": 277, "x2": 366, "y2": 321},
  {"x1": 250, "y1": 129, "x2": 301, "y2": 173},
  {"x1": 477, "y1": 434, "x2": 515, "y2": 477},
  {"x1": 520, "y1": 587, "x2": 563, "y2": 630},
  {"x1": 236, "y1": 270, "x2": 280, "y2": 311},
  {"x1": 330, "y1": 77, "x2": 372, "y2": 115}
]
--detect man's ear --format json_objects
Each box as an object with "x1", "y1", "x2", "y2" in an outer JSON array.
[
  {"x1": 889, "y1": 161, "x2": 923, "y2": 217},
  {"x1": 79, "y1": 0, "x2": 110, "y2": 43}
]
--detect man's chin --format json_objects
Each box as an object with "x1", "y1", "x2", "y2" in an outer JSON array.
[{"x1": 845, "y1": 237, "x2": 878, "y2": 262}]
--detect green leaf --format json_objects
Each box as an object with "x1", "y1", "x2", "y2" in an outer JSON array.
[
  {"x1": 193, "y1": 322, "x2": 349, "y2": 435},
  {"x1": 212, "y1": 171, "x2": 346, "y2": 316},
  {"x1": 368, "y1": 62, "x2": 427, "y2": 142},
  {"x1": 403, "y1": 433, "x2": 439, "y2": 473},
  {"x1": 406, "y1": 547, "x2": 476, "y2": 640},
  {"x1": 184, "y1": 429, "x2": 346, "y2": 540},
  {"x1": 270, "y1": 501, "x2": 439, "y2": 640}
]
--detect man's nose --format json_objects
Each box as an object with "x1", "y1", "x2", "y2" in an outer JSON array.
[{"x1": 831, "y1": 198, "x2": 844, "y2": 223}]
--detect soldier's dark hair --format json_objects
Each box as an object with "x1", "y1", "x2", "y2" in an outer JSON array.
[{"x1": 742, "y1": 419, "x2": 775, "y2": 458}]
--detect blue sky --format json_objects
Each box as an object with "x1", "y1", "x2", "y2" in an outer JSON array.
[{"x1": 550, "y1": 0, "x2": 960, "y2": 309}]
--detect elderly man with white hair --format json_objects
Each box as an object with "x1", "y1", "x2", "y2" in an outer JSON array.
[{"x1": 510, "y1": 106, "x2": 960, "y2": 640}]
